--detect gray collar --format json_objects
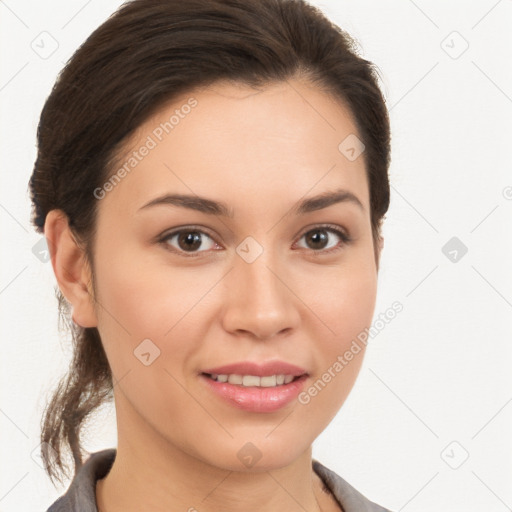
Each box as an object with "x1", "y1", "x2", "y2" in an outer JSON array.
[{"x1": 46, "y1": 449, "x2": 392, "y2": 512}]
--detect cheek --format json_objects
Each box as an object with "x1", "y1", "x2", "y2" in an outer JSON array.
[
  {"x1": 93, "y1": 237, "x2": 211, "y2": 331},
  {"x1": 300, "y1": 259, "x2": 378, "y2": 346},
  {"x1": 296, "y1": 261, "x2": 377, "y2": 409},
  {"x1": 91, "y1": 242, "x2": 223, "y2": 377},
  {"x1": 90, "y1": 250, "x2": 211, "y2": 422}
]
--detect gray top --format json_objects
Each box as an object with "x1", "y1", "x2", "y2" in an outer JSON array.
[{"x1": 46, "y1": 449, "x2": 392, "y2": 512}]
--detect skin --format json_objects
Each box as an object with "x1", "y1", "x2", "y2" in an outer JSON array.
[{"x1": 45, "y1": 77, "x2": 383, "y2": 512}]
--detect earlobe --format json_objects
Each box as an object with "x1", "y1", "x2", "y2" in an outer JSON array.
[{"x1": 44, "y1": 210, "x2": 98, "y2": 328}]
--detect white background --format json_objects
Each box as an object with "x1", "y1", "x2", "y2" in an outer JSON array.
[{"x1": 1, "y1": 1, "x2": 511, "y2": 511}]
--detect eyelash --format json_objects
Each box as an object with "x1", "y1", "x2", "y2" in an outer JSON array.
[{"x1": 158, "y1": 224, "x2": 352, "y2": 258}]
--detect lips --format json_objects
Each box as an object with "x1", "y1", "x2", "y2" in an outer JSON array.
[
  {"x1": 201, "y1": 361, "x2": 308, "y2": 377},
  {"x1": 199, "y1": 361, "x2": 309, "y2": 413},
  {"x1": 200, "y1": 373, "x2": 308, "y2": 412},
  {"x1": 199, "y1": 361, "x2": 309, "y2": 412}
]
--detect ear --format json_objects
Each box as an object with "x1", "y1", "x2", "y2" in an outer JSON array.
[
  {"x1": 44, "y1": 210, "x2": 98, "y2": 328},
  {"x1": 375, "y1": 235, "x2": 384, "y2": 273}
]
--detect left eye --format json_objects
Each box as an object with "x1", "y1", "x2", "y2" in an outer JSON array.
[{"x1": 295, "y1": 227, "x2": 347, "y2": 251}]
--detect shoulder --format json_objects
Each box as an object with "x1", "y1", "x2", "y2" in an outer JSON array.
[
  {"x1": 312, "y1": 459, "x2": 394, "y2": 512},
  {"x1": 45, "y1": 449, "x2": 116, "y2": 512}
]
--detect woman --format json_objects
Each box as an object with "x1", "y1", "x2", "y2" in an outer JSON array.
[{"x1": 30, "y1": 0, "x2": 393, "y2": 510}]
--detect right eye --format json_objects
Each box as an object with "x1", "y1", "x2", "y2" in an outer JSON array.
[{"x1": 159, "y1": 228, "x2": 222, "y2": 256}]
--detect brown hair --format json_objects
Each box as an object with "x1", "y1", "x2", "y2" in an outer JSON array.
[{"x1": 29, "y1": 0, "x2": 391, "y2": 486}]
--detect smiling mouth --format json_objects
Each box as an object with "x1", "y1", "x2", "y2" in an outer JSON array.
[{"x1": 202, "y1": 372, "x2": 305, "y2": 388}]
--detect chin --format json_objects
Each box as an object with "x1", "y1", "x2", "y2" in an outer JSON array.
[{"x1": 191, "y1": 433, "x2": 313, "y2": 473}]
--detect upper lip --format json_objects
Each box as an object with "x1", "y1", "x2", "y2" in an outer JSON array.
[{"x1": 202, "y1": 361, "x2": 308, "y2": 377}]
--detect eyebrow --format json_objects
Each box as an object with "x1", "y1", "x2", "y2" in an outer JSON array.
[{"x1": 138, "y1": 188, "x2": 364, "y2": 216}]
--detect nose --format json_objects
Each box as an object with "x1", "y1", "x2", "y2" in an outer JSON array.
[{"x1": 220, "y1": 250, "x2": 301, "y2": 340}]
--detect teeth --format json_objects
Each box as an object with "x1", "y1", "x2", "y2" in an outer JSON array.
[
  {"x1": 228, "y1": 374, "x2": 243, "y2": 385},
  {"x1": 243, "y1": 375, "x2": 262, "y2": 387},
  {"x1": 207, "y1": 373, "x2": 299, "y2": 387}
]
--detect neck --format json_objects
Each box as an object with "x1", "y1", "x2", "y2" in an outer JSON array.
[{"x1": 95, "y1": 397, "x2": 332, "y2": 512}]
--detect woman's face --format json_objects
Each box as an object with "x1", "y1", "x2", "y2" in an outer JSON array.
[{"x1": 88, "y1": 78, "x2": 381, "y2": 470}]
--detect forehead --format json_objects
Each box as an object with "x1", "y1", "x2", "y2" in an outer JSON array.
[{"x1": 101, "y1": 78, "x2": 369, "y2": 218}]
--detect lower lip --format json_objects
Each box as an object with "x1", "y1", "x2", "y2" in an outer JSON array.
[{"x1": 200, "y1": 374, "x2": 308, "y2": 413}]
